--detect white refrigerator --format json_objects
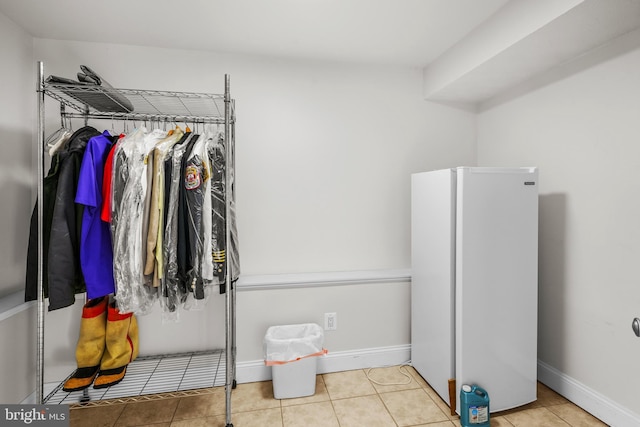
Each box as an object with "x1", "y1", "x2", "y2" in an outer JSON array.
[{"x1": 411, "y1": 167, "x2": 538, "y2": 413}]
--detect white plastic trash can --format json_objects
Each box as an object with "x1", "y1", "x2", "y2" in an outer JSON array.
[{"x1": 264, "y1": 323, "x2": 326, "y2": 399}]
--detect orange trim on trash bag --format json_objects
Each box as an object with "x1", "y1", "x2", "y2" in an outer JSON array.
[{"x1": 264, "y1": 349, "x2": 328, "y2": 366}]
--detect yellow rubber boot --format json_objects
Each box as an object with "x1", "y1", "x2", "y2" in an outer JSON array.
[
  {"x1": 93, "y1": 303, "x2": 139, "y2": 389},
  {"x1": 62, "y1": 297, "x2": 108, "y2": 392}
]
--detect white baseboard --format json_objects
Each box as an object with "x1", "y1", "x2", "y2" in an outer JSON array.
[
  {"x1": 538, "y1": 360, "x2": 640, "y2": 427},
  {"x1": 237, "y1": 344, "x2": 412, "y2": 384}
]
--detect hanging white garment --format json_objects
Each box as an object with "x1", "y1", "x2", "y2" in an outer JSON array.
[{"x1": 112, "y1": 127, "x2": 168, "y2": 315}]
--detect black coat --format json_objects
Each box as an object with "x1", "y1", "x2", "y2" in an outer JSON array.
[{"x1": 25, "y1": 126, "x2": 101, "y2": 310}]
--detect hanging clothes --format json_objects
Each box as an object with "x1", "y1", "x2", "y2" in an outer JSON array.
[
  {"x1": 162, "y1": 133, "x2": 196, "y2": 317},
  {"x1": 144, "y1": 128, "x2": 185, "y2": 289},
  {"x1": 100, "y1": 136, "x2": 120, "y2": 224},
  {"x1": 26, "y1": 122, "x2": 240, "y2": 318},
  {"x1": 111, "y1": 128, "x2": 168, "y2": 315},
  {"x1": 209, "y1": 129, "x2": 241, "y2": 293},
  {"x1": 228, "y1": 129, "x2": 241, "y2": 289},
  {"x1": 176, "y1": 134, "x2": 199, "y2": 292},
  {"x1": 25, "y1": 126, "x2": 102, "y2": 310},
  {"x1": 209, "y1": 131, "x2": 228, "y2": 292},
  {"x1": 75, "y1": 131, "x2": 118, "y2": 300},
  {"x1": 183, "y1": 131, "x2": 211, "y2": 301}
]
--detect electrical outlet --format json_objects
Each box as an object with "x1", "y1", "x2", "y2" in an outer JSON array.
[{"x1": 324, "y1": 312, "x2": 337, "y2": 331}]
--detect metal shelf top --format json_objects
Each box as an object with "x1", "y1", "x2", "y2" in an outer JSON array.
[{"x1": 42, "y1": 82, "x2": 234, "y2": 124}]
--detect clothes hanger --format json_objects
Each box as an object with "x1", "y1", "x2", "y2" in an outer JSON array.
[
  {"x1": 166, "y1": 118, "x2": 174, "y2": 136},
  {"x1": 47, "y1": 129, "x2": 71, "y2": 156},
  {"x1": 46, "y1": 112, "x2": 73, "y2": 156},
  {"x1": 105, "y1": 114, "x2": 118, "y2": 137}
]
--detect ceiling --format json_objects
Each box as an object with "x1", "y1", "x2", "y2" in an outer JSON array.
[
  {"x1": 3, "y1": 0, "x2": 639, "y2": 106},
  {"x1": 0, "y1": 0, "x2": 509, "y2": 67}
]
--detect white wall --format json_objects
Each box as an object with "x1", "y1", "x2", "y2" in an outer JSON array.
[
  {"x1": 0, "y1": 10, "x2": 36, "y2": 404},
  {"x1": 0, "y1": 10, "x2": 34, "y2": 298},
  {"x1": 0, "y1": 307, "x2": 36, "y2": 404},
  {"x1": 477, "y1": 33, "x2": 640, "y2": 418},
  {"x1": 24, "y1": 39, "x2": 476, "y2": 390}
]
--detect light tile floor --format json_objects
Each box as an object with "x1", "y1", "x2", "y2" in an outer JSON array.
[{"x1": 69, "y1": 366, "x2": 609, "y2": 426}]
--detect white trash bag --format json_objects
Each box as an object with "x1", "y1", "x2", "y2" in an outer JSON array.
[{"x1": 264, "y1": 323, "x2": 326, "y2": 366}]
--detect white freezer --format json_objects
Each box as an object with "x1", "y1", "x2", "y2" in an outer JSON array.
[{"x1": 411, "y1": 167, "x2": 538, "y2": 413}]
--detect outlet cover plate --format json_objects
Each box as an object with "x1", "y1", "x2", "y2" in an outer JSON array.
[{"x1": 324, "y1": 312, "x2": 337, "y2": 331}]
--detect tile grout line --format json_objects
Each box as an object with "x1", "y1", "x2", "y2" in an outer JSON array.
[
  {"x1": 323, "y1": 372, "x2": 344, "y2": 427},
  {"x1": 367, "y1": 368, "x2": 400, "y2": 427}
]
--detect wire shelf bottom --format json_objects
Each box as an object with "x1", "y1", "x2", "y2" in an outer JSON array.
[{"x1": 44, "y1": 349, "x2": 227, "y2": 406}]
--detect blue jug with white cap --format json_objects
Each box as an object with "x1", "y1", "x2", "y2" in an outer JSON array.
[{"x1": 460, "y1": 384, "x2": 490, "y2": 427}]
